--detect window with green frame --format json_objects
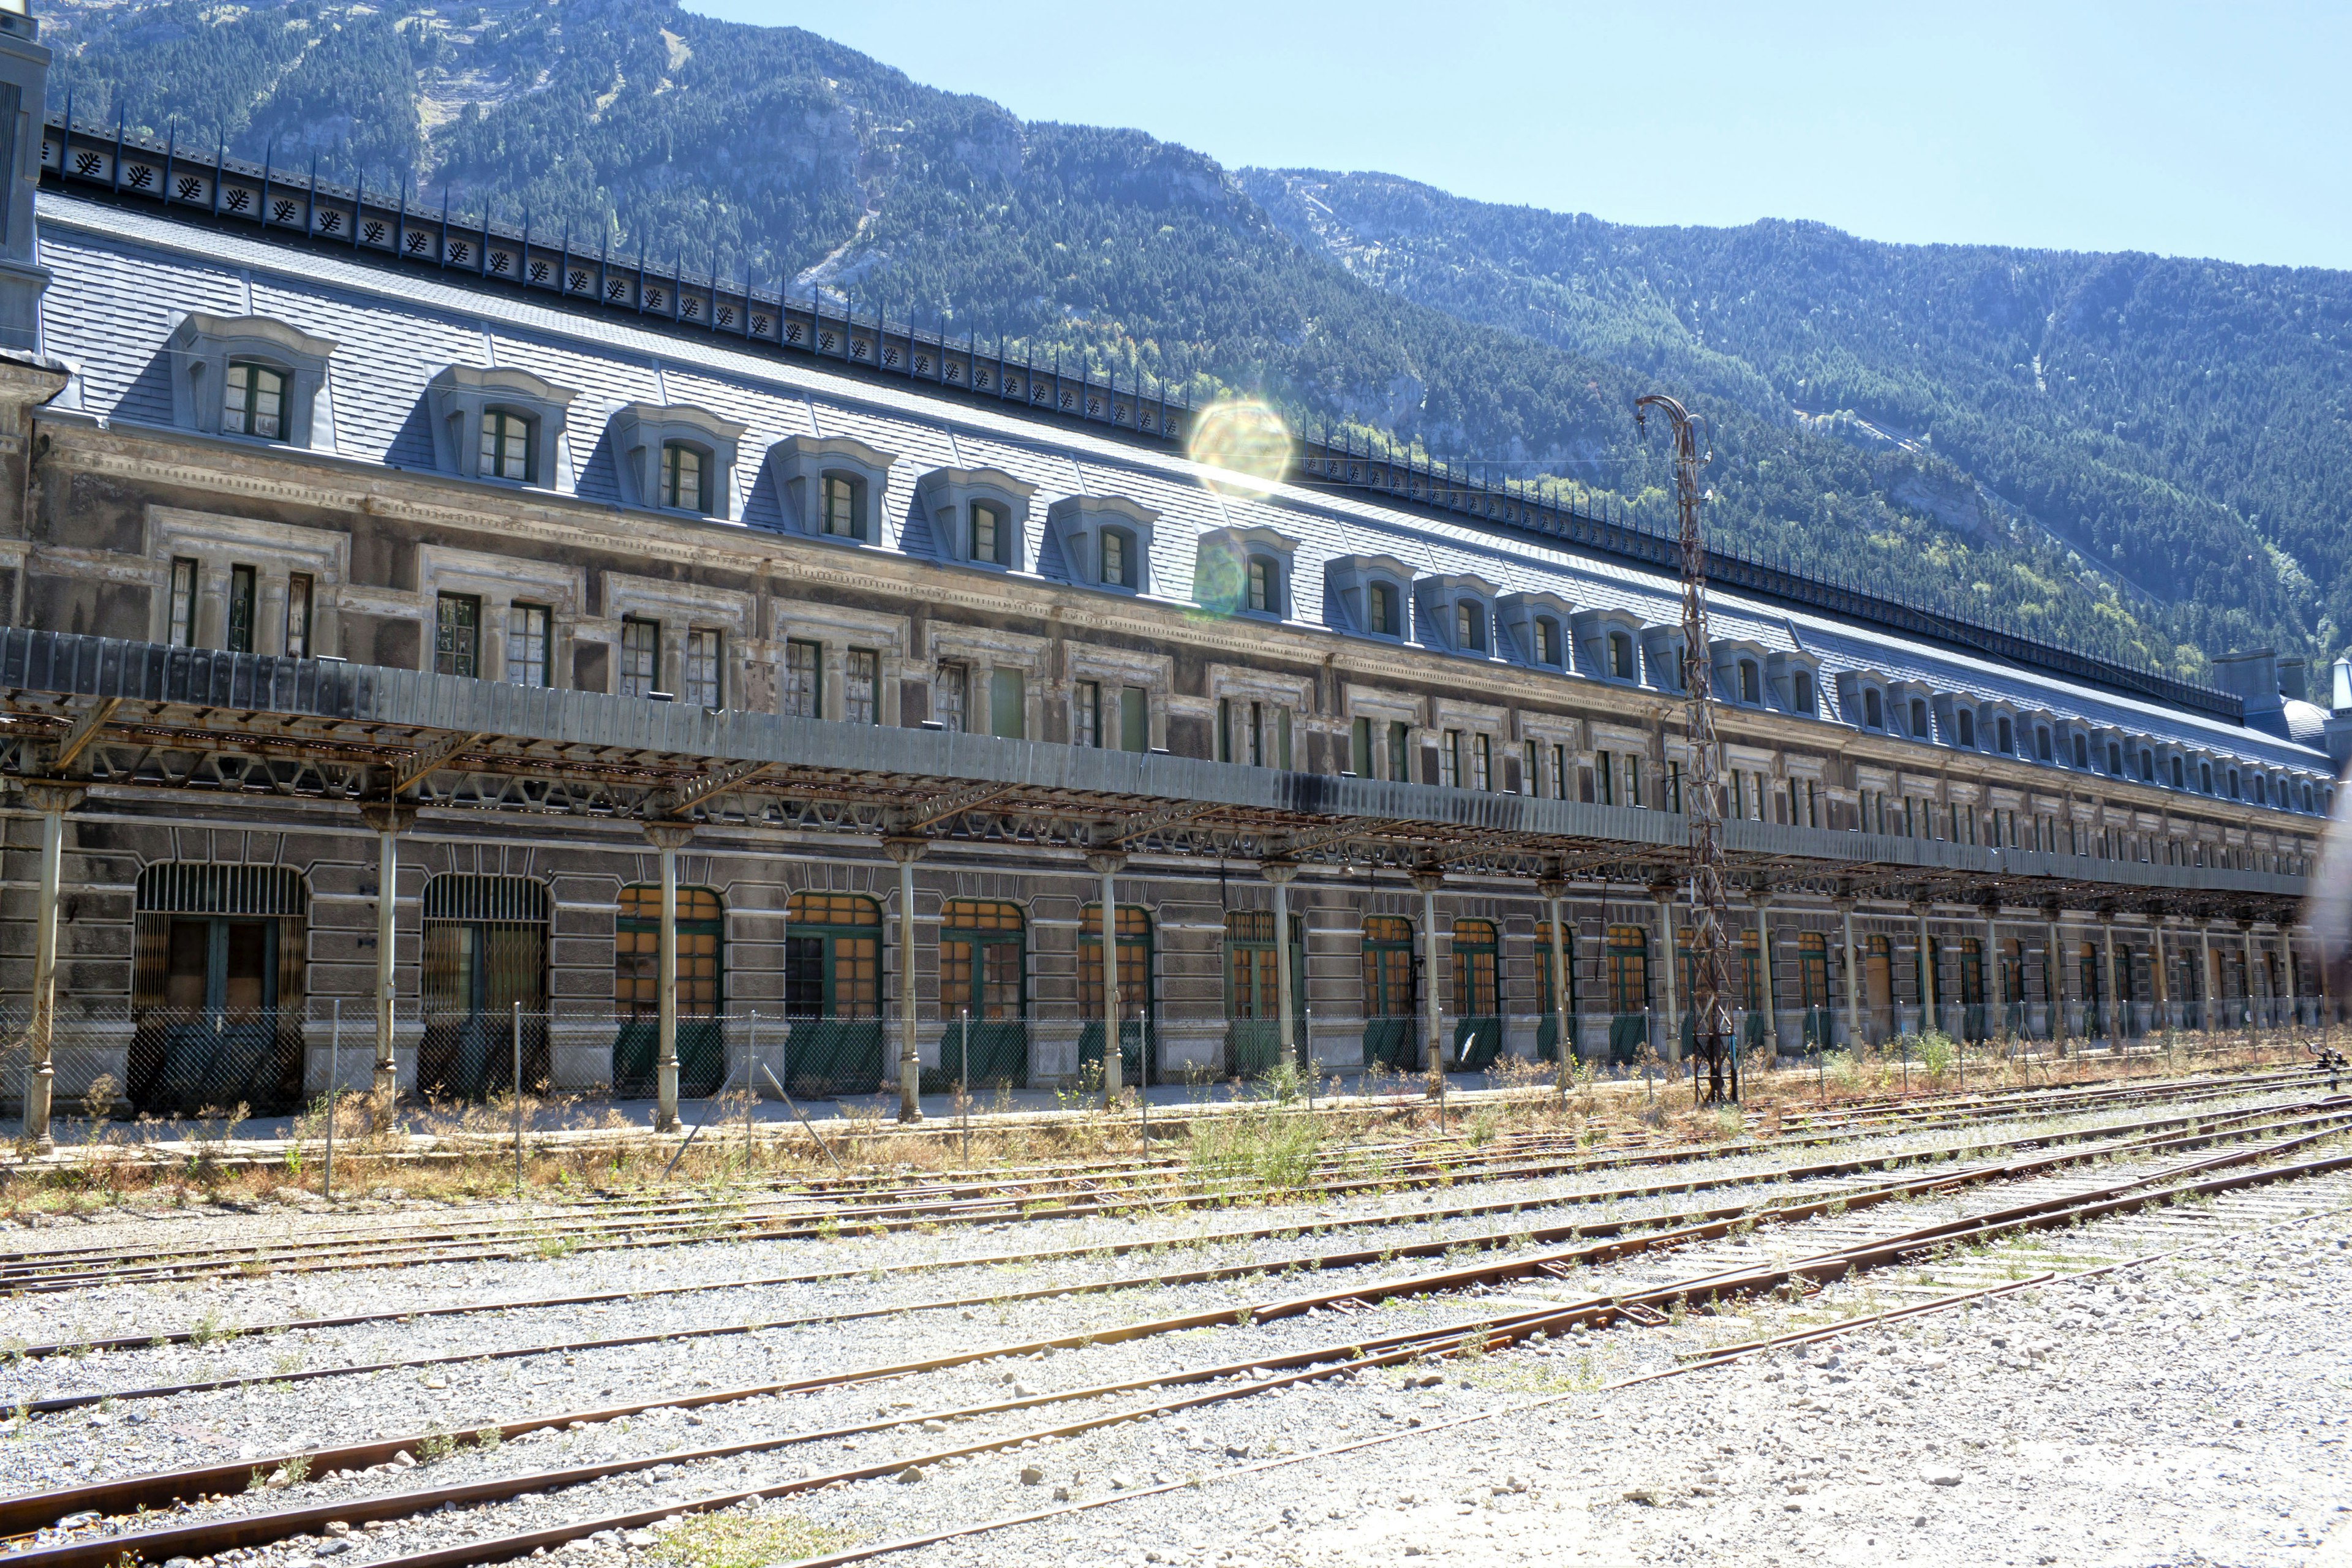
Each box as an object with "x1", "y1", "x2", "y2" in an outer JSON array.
[
  {"x1": 940, "y1": 899, "x2": 1025, "y2": 1022},
  {"x1": 435, "y1": 592, "x2": 481, "y2": 678},
  {"x1": 1605, "y1": 924, "x2": 1649, "y2": 1015},
  {"x1": 783, "y1": 892, "x2": 881, "y2": 1019},
  {"x1": 480, "y1": 409, "x2": 533, "y2": 482},
  {"x1": 661, "y1": 442, "x2": 709, "y2": 513},
  {"x1": 223, "y1": 361, "x2": 287, "y2": 439}
]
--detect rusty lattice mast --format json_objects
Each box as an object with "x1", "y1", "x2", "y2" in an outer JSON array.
[{"x1": 1637, "y1": 394, "x2": 1736, "y2": 1104}]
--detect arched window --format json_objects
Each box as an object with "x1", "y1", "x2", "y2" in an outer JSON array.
[
  {"x1": 131, "y1": 864, "x2": 308, "y2": 1114},
  {"x1": 612, "y1": 886, "x2": 725, "y2": 1098},
  {"x1": 1080, "y1": 903, "x2": 1153, "y2": 1084},
  {"x1": 969, "y1": 501, "x2": 1008, "y2": 565},
  {"x1": 662, "y1": 442, "x2": 710, "y2": 513},
  {"x1": 784, "y1": 891, "x2": 884, "y2": 1096},
  {"x1": 2138, "y1": 748, "x2": 2153, "y2": 780},
  {"x1": 2171, "y1": 755, "x2": 2184, "y2": 788},
  {"x1": 224, "y1": 361, "x2": 288, "y2": 440},
  {"x1": 2253, "y1": 774, "x2": 2267, "y2": 804},
  {"x1": 1246, "y1": 556, "x2": 1278, "y2": 614},
  {"x1": 1608, "y1": 631, "x2": 1635, "y2": 679},
  {"x1": 1366, "y1": 581, "x2": 1399, "y2": 636},
  {"x1": 2200, "y1": 760, "x2": 2214, "y2": 793},
  {"x1": 1100, "y1": 528, "x2": 1134, "y2": 588},
  {"x1": 1361, "y1": 916, "x2": 1416, "y2": 1071},
  {"x1": 479, "y1": 408, "x2": 533, "y2": 482},
  {"x1": 420, "y1": 874, "x2": 551, "y2": 1099},
  {"x1": 1450, "y1": 918, "x2": 1501, "y2": 1068},
  {"x1": 942, "y1": 899, "x2": 1027, "y2": 1087},
  {"x1": 1864, "y1": 688, "x2": 1884, "y2": 729},
  {"x1": 2228, "y1": 769, "x2": 2241, "y2": 799}
]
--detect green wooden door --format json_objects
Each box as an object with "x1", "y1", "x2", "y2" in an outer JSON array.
[
  {"x1": 1079, "y1": 905, "x2": 1153, "y2": 1085},
  {"x1": 611, "y1": 885, "x2": 726, "y2": 1099},
  {"x1": 1360, "y1": 916, "x2": 1417, "y2": 1071},
  {"x1": 939, "y1": 900, "x2": 1028, "y2": 1090},
  {"x1": 1225, "y1": 910, "x2": 1305, "y2": 1078},
  {"x1": 1450, "y1": 919, "x2": 1501, "y2": 1070},
  {"x1": 784, "y1": 892, "x2": 884, "y2": 1097}
]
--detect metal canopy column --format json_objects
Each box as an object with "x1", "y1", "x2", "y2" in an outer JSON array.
[
  {"x1": 1087, "y1": 849, "x2": 1128, "y2": 1106},
  {"x1": 1411, "y1": 867, "x2": 1446, "y2": 1095},
  {"x1": 644, "y1": 822, "x2": 696, "y2": 1131},
  {"x1": 1654, "y1": 881, "x2": 1680, "y2": 1056},
  {"x1": 1262, "y1": 859, "x2": 1301, "y2": 1072},
  {"x1": 2241, "y1": 918, "x2": 2259, "y2": 1033},
  {"x1": 2150, "y1": 918, "x2": 2172, "y2": 1032},
  {"x1": 19, "y1": 782, "x2": 83, "y2": 1153},
  {"x1": 1914, "y1": 902, "x2": 1938, "y2": 1036},
  {"x1": 2199, "y1": 922, "x2": 2216, "y2": 1033},
  {"x1": 2045, "y1": 908, "x2": 2067, "y2": 1049},
  {"x1": 1980, "y1": 902, "x2": 2000, "y2": 1038},
  {"x1": 2100, "y1": 915, "x2": 2120, "y2": 1050},
  {"x1": 1753, "y1": 895, "x2": 1777, "y2": 1060},
  {"x1": 359, "y1": 802, "x2": 417, "y2": 1100},
  {"x1": 885, "y1": 837, "x2": 929, "y2": 1122},
  {"x1": 1838, "y1": 895, "x2": 1861, "y2": 1047},
  {"x1": 1539, "y1": 874, "x2": 1569, "y2": 1077}
]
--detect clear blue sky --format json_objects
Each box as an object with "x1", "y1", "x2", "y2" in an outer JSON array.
[{"x1": 686, "y1": 1, "x2": 2352, "y2": 270}]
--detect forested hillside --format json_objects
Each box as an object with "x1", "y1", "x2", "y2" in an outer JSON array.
[{"x1": 34, "y1": 0, "x2": 2350, "y2": 682}]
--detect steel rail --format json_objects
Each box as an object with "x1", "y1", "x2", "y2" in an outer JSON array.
[
  {"x1": 7, "y1": 1100, "x2": 2339, "y2": 1551},
  {"x1": 29, "y1": 1127, "x2": 2346, "y2": 1568}
]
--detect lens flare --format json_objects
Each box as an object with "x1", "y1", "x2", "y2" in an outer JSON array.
[{"x1": 1186, "y1": 399, "x2": 1292, "y2": 493}]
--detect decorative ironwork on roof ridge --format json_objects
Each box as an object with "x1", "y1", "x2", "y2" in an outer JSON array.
[{"x1": 34, "y1": 111, "x2": 2244, "y2": 727}]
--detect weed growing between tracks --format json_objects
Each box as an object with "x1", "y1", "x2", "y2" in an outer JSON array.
[
  {"x1": 0, "y1": 1028, "x2": 2328, "y2": 1218},
  {"x1": 649, "y1": 1507, "x2": 861, "y2": 1568}
]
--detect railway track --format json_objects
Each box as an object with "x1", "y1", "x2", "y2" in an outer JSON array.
[
  {"x1": 2, "y1": 1093, "x2": 2344, "y2": 1568},
  {"x1": 1, "y1": 1062, "x2": 2316, "y2": 1298}
]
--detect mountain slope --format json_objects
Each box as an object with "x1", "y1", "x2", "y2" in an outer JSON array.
[{"x1": 33, "y1": 0, "x2": 2339, "y2": 682}]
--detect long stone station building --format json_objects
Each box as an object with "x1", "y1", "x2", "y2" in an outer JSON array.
[{"x1": 0, "y1": 14, "x2": 2337, "y2": 1139}]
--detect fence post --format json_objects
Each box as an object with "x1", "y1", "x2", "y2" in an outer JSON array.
[
  {"x1": 511, "y1": 1000, "x2": 522, "y2": 1194},
  {"x1": 325, "y1": 998, "x2": 339, "y2": 1203},
  {"x1": 960, "y1": 1008, "x2": 970, "y2": 1167}
]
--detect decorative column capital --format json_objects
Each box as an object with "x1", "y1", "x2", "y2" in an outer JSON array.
[
  {"x1": 643, "y1": 821, "x2": 698, "y2": 852},
  {"x1": 1085, "y1": 850, "x2": 1128, "y2": 878},
  {"x1": 1536, "y1": 878, "x2": 1568, "y2": 903},
  {"x1": 881, "y1": 835, "x2": 928, "y2": 865},
  {"x1": 359, "y1": 802, "x2": 418, "y2": 835},
  {"x1": 1409, "y1": 865, "x2": 1445, "y2": 896},
  {"x1": 1259, "y1": 858, "x2": 1300, "y2": 886},
  {"x1": 18, "y1": 781, "x2": 84, "y2": 815}
]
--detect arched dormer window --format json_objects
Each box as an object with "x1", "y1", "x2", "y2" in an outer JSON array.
[
  {"x1": 821, "y1": 473, "x2": 865, "y2": 539},
  {"x1": 662, "y1": 441, "x2": 712, "y2": 514},
  {"x1": 1455, "y1": 600, "x2": 1486, "y2": 652},
  {"x1": 479, "y1": 407, "x2": 533, "y2": 483},
  {"x1": 2138, "y1": 747, "x2": 2154, "y2": 781},
  {"x1": 1610, "y1": 631, "x2": 1635, "y2": 680},
  {"x1": 1246, "y1": 556, "x2": 1278, "y2": 614},
  {"x1": 1534, "y1": 617, "x2": 1560, "y2": 666},
  {"x1": 2253, "y1": 774, "x2": 2267, "y2": 805},
  {"x1": 1101, "y1": 527, "x2": 1136, "y2": 588},
  {"x1": 915, "y1": 466, "x2": 1036, "y2": 571},
  {"x1": 1368, "y1": 582, "x2": 1400, "y2": 636},
  {"x1": 1864, "y1": 688, "x2": 1884, "y2": 729},
  {"x1": 1997, "y1": 715, "x2": 2014, "y2": 755},
  {"x1": 1909, "y1": 697, "x2": 1930, "y2": 739},
  {"x1": 224, "y1": 361, "x2": 288, "y2": 440},
  {"x1": 2200, "y1": 760, "x2": 2214, "y2": 793},
  {"x1": 2106, "y1": 740, "x2": 2124, "y2": 775},
  {"x1": 1792, "y1": 668, "x2": 1815, "y2": 714},
  {"x1": 2228, "y1": 768, "x2": 2241, "y2": 799},
  {"x1": 2171, "y1": 755, "x2": 2185, "y2": 789},
  {"x1": 1739, "y1": 659, "x2": 1760, "y2": 704},
  {"x1": 1956, "y1": 709, "x2": 1976, "y2": 747},
  {"x1": 2037, "y1": 726, "x2": 2053, "y2": 762},
  {"x1": 970, "y1": 500, "x2": 1009, "y2": 566},
  {"x1": 2072, "y1": 734, "x2": 2089, "y2": 769}
]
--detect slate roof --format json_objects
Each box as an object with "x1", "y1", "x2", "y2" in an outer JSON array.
[{"x1": 28, "y1": 192, "x2": 2334, "y2": 808}]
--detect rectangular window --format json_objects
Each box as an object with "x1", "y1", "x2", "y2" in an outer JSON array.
[
  {"x1": 1441, "y1": 729, "x2": 1462, "y2": 789},
  {"x1": 823, "y1": 475, "x2": 859, "y2": 538},
  {"x1": 1075, "y1": 679, "x2": 1101, "y2": 748},
  {"x1": 226, "y1": 565, "x2": 257, "y2": 654},
  {"x1": 661, "y1": 443, "x2": 706, "y2": 512},
  {"x1": 1247, "y1": 701, "x2": 1265, "y2": 766},
  {"x1": 1627, "y1": 755, "x2": 1643, "y2": 809},
  {"x1": 284, "y1": 573, "x2": 314, "y2": 659},
  {"x1": 1390, "y1": 721, "x2": 1411, "y2": 785},
  {"x1": 1473, "y1": 734, "x2": 1492, "y2": 791},
  {"x1": 168, "y1": 557, "x2": 198, "y2": 647},
  {"x1": 479, "y1": 409, "x2": 532, "y2": 482},
  {"x1": 1523, "y1": 739, "x2": 1539, "y2": 795},
  {"x1": 1368, "y1": 582, "x2": 1396, "y2": 636},
  {"x1": 990, "y1": 668, "x2": 1025, "y2": 739},
  {"x1": 1668, "y1": 760, "x2": 1683, "y2": 813},
  {"x1": 684, "y1": 628, "x2": 723, "y2": 709},
  {"x1": 1121, "y1": 687, "x2": 1149, "y2": 753},
  {"x1": 1100, "y1": 530, "x2": 1127, "y2": 587},
  {"x1": 1554, "y1": 742, "x2": 1570, "y2": 801},
  {"x1": 1596, "y1": 749, "x2": 1615, "y2": 806},
  {"x1": 1247, "y1": 557, "x2": 1272, "y2": 613},
  {"x1": 783, "y1": 639, "x2": 822, "y2": 719},
  {"x1": 435, "y1": 592, "x2": 481, "y2": 678},
  {"x1": 1352, "y1": 715, "x2": 1374, "y2": 778},
  {"x1": 619, "y1": 615, "x2": 659, "y2": 697},
  {"x1": 1534, "y1": 619, "x2": 1557, "y2": 665},
  {"x1": 504, "y1": 603, "x2": 549, "y2": 688},
  {"x1": 969, "y1": 502, "x2": 1003, "y2": 564},
  {"x1": 1276, "y1": 706, "x2": 1293, "y2": 771},
  {"x1": 844, "y1": 648, "x2": 878, "y2": 724},
  {"x1": 936, "y1": 663, "x2": 969, "y2": 733}
]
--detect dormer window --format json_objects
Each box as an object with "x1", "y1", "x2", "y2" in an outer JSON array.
[
  {"x1": 2227, "y1": 769, "x2": 2241, "y2": 799},
  {"x1": 1793, "y1": 668, "x2": 1815, "y2": 714},
  {"x1": 2253, "y1": 775, "x2": 2267, "y2": 805},
  {"x1": 1102, "y1": 529, "x2": 1133, "y2": 588},
  {"x1": 662, "y1": 442, "x2": 710, "y2": 513},
  {"x1": 1246, "y1": 556, "x2": 1278, "y2": 614},
  {"x1": 2138, "y1": 747, "x2": 2153, "y2": 781},
  {"x1": 1456, "y1": 601, "x2": 1485, "y2": 652},
  {"x1": 821, "y1": 474, "x2": 866, "y2": 540},
  {"x1": 224, "y1": 361, "x2": 287, "y2": 440},
  {"x1": 2072, "y1": 734, "x2": 2089, "y2": 769},
  {"x1": 1956, "y1": 709, "x2": 1975, "y2": 747},
  {"x1": 2037, "y1": 726, "x2": 2053, "y2": 762},
  {"x1": 2200, "y1": 760, "x2": 2214, "y2": 793},
  {"x1": 1864, "y1": 688, "x2": 1884, "y2": 729},
  {"x1": 1610, "y1": 632, "x2": 1635, "y2": 679},
  {"x1": 1533, "y1": 617, "x2": 1559, "y2": 666},
  {"x1": 1740, "y1": 660, "x2": 1761, "y2": 704},
  {"x1": 1909, "y1": 697, "x2": 1929, "y2": 738},
  {"x1": 970, "y1": 501, "x2": 1008, "y2": 566},
  {"x1": 2106, "y1": 741, "x2": 2123, "y2": 775},
  {"x1": 2171, "y1": 756, "x2": 2185, "y2": 789},
  {"x1": 479, "y1": 409, "x2": 532, "y2": 482},
  {"x1": 1369, "y1": 582, "x2": 1399, "y2": 636},
  {"x1": 1997, "y1": 716, "x2": 2014, "y2": 754}
]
